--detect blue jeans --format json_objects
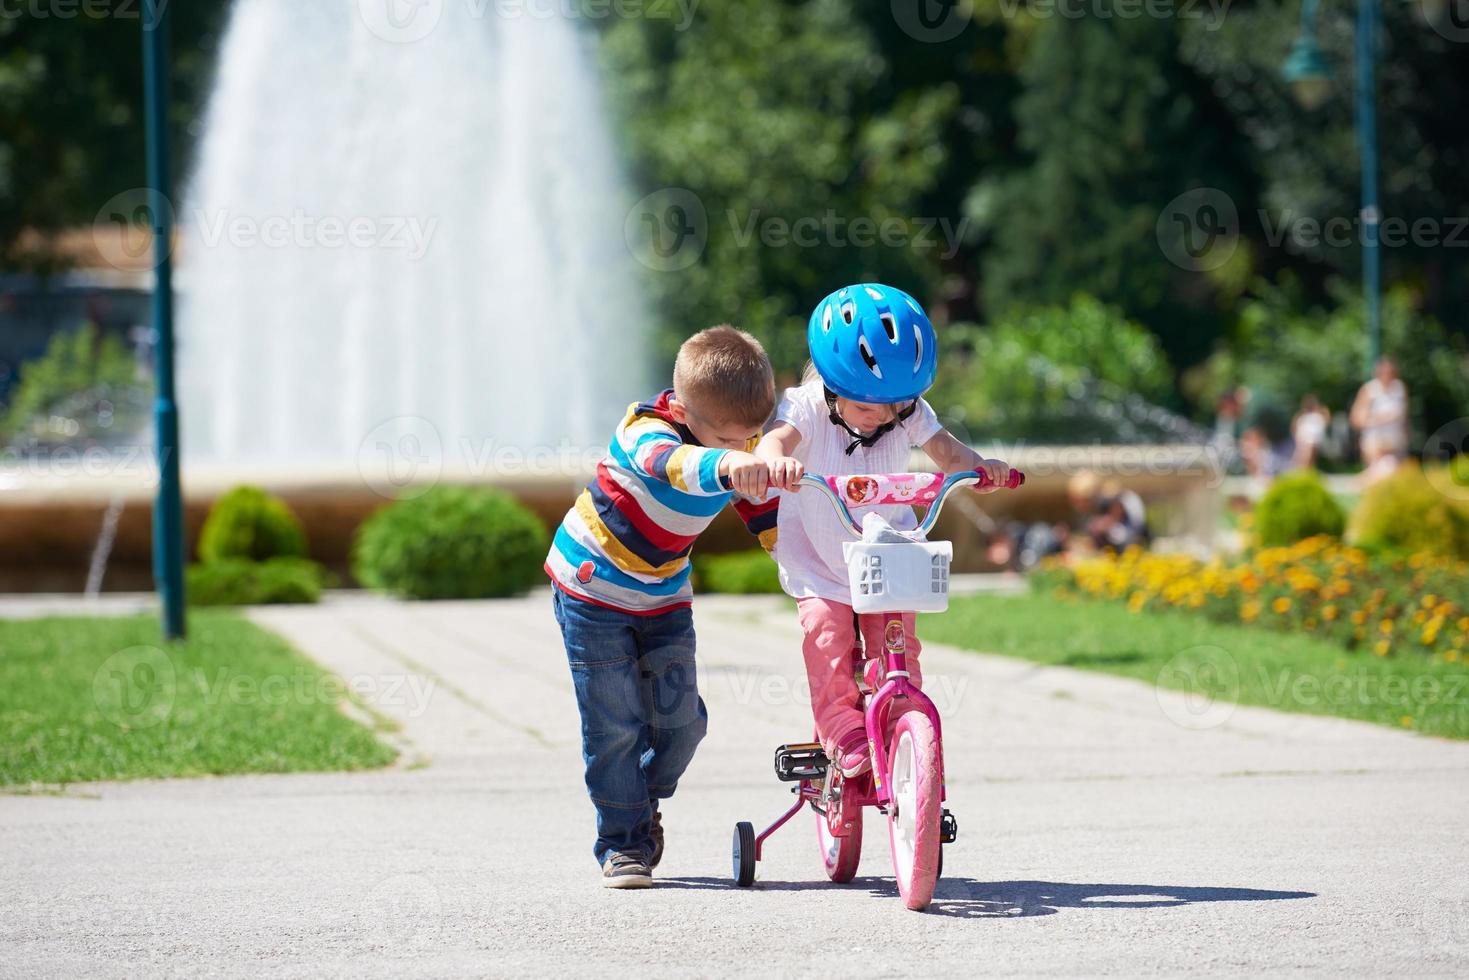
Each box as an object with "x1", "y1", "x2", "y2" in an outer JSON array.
[{"x1": 552, "y1": 587, "x2": 708, "y2": 866}]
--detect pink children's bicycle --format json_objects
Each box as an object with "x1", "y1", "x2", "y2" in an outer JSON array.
[{"x1": 732, "y1": 468, "x2": 1025, "y2": 911}]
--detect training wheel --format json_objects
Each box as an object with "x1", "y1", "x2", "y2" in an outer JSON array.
[{"x1": 732, "y1": 821, "x2": 756, "y2": 886}]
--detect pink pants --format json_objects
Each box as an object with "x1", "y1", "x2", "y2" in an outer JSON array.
[{"x1": 797, "y1": 597, "x2": 923, "y2": 749}]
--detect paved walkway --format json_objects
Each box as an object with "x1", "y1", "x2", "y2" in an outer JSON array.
[{"x1": 4, "y1": 591, "x2": 1468, "y2": 977}]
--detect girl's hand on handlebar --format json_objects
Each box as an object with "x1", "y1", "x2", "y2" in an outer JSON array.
[
  {"x1": 973, "y1": 458, "x2": 1012, "y2": 494},
  {"x1": 768, "y1": 456, "x2": 805, "y2": 492}
]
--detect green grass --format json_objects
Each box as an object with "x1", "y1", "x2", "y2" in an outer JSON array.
[
  {"x1": 926, "y1": 593, "x2": 1469, "y2": 738},
  {"x1": 0, "y1": 612, "x2": 398, "y2": 786}
]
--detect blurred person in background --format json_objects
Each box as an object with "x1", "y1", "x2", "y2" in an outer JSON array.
[
  {"x1": 1291, "y1": 394, "x2": 1331, "y2": 470},
  {"x1": 1350, "y1": 356, "x2": 1409, "y2": 484}
]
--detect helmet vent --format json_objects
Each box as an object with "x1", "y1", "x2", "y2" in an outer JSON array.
[
  {"x1": 822, "y1": 304, "x2": 833, "y2": 333},
  {"x1": 880, "y1": 312, "x2": 898, "y2": 343},
  {"x1": 840, "y1": 301, "x2": 856, "y2": 325},
  {"x1": 865, "y1": 286, "x2": 885, "y2": 301},
  {"x1": 913, "y1": 323, "x2": 925, "y2": 371},
  {"x1": 858, "y1": 335, "x2": 883, "y2": 379}
]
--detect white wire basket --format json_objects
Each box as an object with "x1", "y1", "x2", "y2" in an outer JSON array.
[{"x1": 841, "y1": 540, "x2": 954, "y2": 614}]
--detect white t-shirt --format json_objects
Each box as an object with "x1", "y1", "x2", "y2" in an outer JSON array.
[{"x1": 773, "y1": 380, "x2": 944, "y2": 602}]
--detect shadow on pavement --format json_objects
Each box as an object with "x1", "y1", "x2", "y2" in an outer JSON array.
[{"x1": 658, "y1": 876, "x2": 1316, "y2": 918}]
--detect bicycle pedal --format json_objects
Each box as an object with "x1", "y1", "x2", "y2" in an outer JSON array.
[
  {"x1": 940, "y1": 809, "x2": 958, "y2": 844},
  {"x1": 774, "y1": 742, "x2": 829, "y2": 782}
]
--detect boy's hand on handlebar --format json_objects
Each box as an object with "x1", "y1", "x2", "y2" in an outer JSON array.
[
  {"x1": 721, "y1": 451, "x2": 771, "y2": 499},
  {"x1": 973, "y1": 458, "x2": 1012, "y2": 494},
  {"x1": 768, "y1": 456, "x2": 805, "y2": 492}
]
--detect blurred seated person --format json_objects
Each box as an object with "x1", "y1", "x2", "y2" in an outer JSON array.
[
  {"x1": 1291, "y1": 394, "x2": 1330, "y2": 470},
  {"x1": 1088, "y1": 479, "x2": 1150, "y2": 553}
]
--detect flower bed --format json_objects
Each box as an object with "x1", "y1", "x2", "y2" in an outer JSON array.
[{"x1": 1036, "y1": 537, "x2": 1469, "y2": 660}]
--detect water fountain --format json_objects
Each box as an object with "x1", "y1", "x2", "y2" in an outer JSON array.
[{"x1": 179, "y1": 0, "x2": 651, "y2": 466}]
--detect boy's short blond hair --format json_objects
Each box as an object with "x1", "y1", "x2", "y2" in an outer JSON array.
[{"x1": 673, "y1": 325, "x2": 776, "y2": 429}]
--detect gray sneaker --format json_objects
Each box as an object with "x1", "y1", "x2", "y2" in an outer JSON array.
[
  {"x1": 601, "y1": 851, "x2": 652, "y2": 889},
  {"x1": 649, "y1": 810, "x2": 664, "y2": 870}
]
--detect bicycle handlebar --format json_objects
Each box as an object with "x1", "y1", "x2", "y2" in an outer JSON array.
[{"x1": 797, "y1": 469, "x2": 1025, "y2": 539}]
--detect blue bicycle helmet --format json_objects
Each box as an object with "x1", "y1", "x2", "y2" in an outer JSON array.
[{"x1": 807, "y1": 283, "x2": 938, "y2": 404}]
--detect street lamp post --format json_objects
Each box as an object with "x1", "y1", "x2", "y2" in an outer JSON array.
[
  {"x1": 1283, "y1": 0, "x2": 1382, "y2": 379},
  {"x1": 142, "y1": 0, "x2": 187, "y2": 640}
]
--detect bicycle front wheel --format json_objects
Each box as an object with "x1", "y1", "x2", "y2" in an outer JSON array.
[{"x1": 886, "y1": 711, "x2": 941, "y2": 910}]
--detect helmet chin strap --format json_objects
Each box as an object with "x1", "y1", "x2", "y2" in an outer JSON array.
[{"x1": 823, "y1": 387, "x2": 917, "y2": 456}]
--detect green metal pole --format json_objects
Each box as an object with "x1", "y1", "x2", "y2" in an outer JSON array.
[
  {"x1": 143, "y1": 0, "x2": 186, "y2": 640},
  {"x1": 1357, "y1": 0, "x2": 1382, "y2": 376}
]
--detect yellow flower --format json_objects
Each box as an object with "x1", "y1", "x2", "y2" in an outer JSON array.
[
  {"x1": 1272, "y1": 597, "x2": 1292, "y2": 614},
  {"x1": 1379, "y1": 619, "x2": 1395, "y2": 635},
  {"x1": 1400, "y1": 715, "x2": 1414, "y2": 728},
  {"x1": 1350, "y1": 610, "x2": 1367, "y2": 626},
  {"x1": 1423, "y1": 594, "x2": 1438, "y2": 608},
  {"x1": 1241, "y1": 600, "x2": 1261, "y2": 623},
  {"x1": 1322, "y1": 605, "x2": 1339, "y2": 621},
  {"x1": 1374, "y1": 640, "x2": 1391, "y2": 656}
]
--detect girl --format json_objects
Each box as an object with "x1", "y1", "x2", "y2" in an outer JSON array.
[{"x1": 757, "y1": 283, "x2": 1011, "y2": 777}]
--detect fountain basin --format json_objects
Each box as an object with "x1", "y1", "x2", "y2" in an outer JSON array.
[{"x1": 0, "y1": 446, "x2": 1222, "y2": 592}]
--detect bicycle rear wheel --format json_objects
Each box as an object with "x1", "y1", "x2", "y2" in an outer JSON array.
[{"x1": 817, "y1": 798, "x2": 862, "y2": 883}]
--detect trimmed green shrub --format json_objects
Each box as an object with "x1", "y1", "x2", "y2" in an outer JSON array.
[
  {"x1": 1351, "y1": 462, "x2": 1469, "y2": 560},
  {"x1": 187, "y1": 558, "x2": 328, "y2": 606},
  {"x1": 693, "y1": 549, "x2": 782, "y2": 594},
  {"x1": 1253, "y1": 470, "x2": 1345, "y2": 547},
  {"x1": 198, "y1": 486, "x2": 308, "y2": 563},
  {"x1": 352, "y1": 486, "x2": 549, "y2": 599}
]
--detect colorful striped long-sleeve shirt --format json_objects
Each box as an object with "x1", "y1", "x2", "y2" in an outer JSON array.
[{"x1": 545, "y1": 390, "x2": 778, "y2": 614}]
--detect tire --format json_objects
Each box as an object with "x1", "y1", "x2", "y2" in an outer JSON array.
[
  {"x1": 732, "y1": 821, "x2": 757, "y2": 887},
  {"x1": 886, "y1": 711, "x2": 941, "y2": 911},
  {"x1": 817, "y1": 800, "x2": 863, "y2": 883}
]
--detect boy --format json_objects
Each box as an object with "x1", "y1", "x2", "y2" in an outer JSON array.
[{"x1": 545, "y1": 325, "x2": 778, "y2": 888}]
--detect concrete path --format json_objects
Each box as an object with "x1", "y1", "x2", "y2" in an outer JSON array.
[{"x1": 4, "y1": 591, "x2": 1469, "y2": 977}]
